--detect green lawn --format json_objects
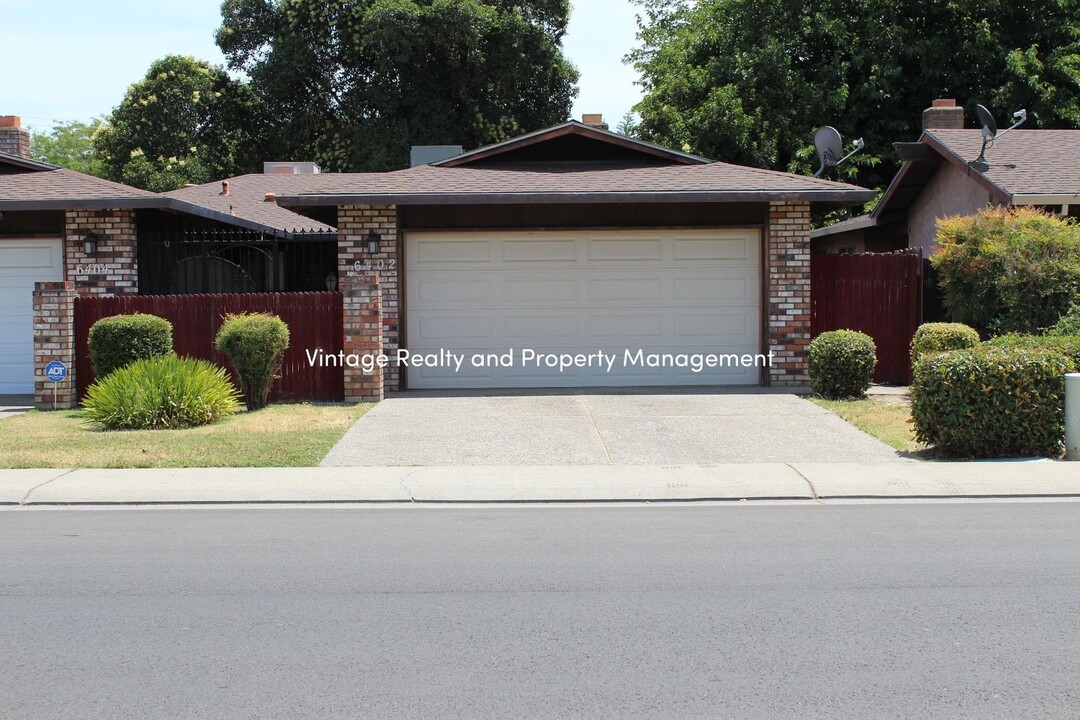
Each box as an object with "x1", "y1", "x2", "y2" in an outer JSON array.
[
  {"x1": 808, "y1": 396, "x2": 927, "y2": 454},
  {"x1": 0, "y1": 403, "x2": 370, "y2": 469}
]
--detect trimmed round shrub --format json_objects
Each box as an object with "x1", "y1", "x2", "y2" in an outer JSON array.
[
  {"x1": 83, "y1": 355, "x2": 241, "y2": 430},
  {"x1": 910, "y1": 322, "x2": 980, "y2": 363},
  {"x1": 1049, "y1": 303, "x2": 1080, "y2": 336},
  {"x1": 214, "y1": 313, "x2": 290, "y2": 410},
  {"x1": 808, "y1": 330, "x2": 877, "y2": 399},
  {"x1": 911, "y1": 345, "x2": 1075, "y2": 457},
  {"x1": 88, "y1": 313, "x2": 173, "y2": 378},
  {"x1": 987, "y1": 333, "x2": 1080, "y2": 368}
]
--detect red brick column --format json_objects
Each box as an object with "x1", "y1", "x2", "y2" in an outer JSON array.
[
  {"x1": 337, "y1": 205, "x2": 400, "y2": 388},
  {"x1": 64, "y1": 209, "x2": 138, "y2": 295},
  {"x1": 342, "y1": 273, "x2": 384, "y2": 403},
  {"x1": 33, "y1": 281, "x2": 78, "y2": 410},
  {"x1": 767, "y1": 201, "x2": 812, "y2": 387}
]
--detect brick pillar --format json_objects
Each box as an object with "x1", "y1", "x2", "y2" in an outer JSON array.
[
  {"x1": 64, "y1": 209, "x2": 138, "y2": 295},
  {"x1": 342, "y1": 273, "x2": 384, "y2": 403},
  {"x1": 767, "y1": 201, "x2": 812, "y2": 387},
  {"x1": 337, "y1": 204, "x2": 400, "y2": 388},
  {"x1": 33, "y1": 282, "x2": 77, "y2": 410}
]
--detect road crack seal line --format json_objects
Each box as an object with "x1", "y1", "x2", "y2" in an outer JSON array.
[
  {"x1": 579, "y1": 396, "x2": 614, "y2": 465},
  {"x1": 785, "y1": 464, "x2": 823, "y2": 504},
  {"x1": 20, "y1": 470, "x2": 75, "y2": 506}
]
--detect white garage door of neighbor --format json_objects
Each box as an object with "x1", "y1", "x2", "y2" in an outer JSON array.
[
  {"x1": 405, "y1": 229, "x2": 762, "y2": 389},
  {"x1": 0, "y1": 239, "x2": 64, "y2": 394}
]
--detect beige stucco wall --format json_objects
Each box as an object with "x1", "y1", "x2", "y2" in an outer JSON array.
[{"x1": 908, "y1": 162, "x2": 998, "y2": 255}]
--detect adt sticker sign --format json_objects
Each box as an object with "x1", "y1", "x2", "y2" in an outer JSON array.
[{"x1": 45, "y1": 360, "x2": 68, "y2": 383}]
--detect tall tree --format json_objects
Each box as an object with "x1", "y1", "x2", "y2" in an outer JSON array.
[
  {"x1": 629, "y1": 0, "x2": 1080, "y2": 191},
  {"x1": 30, "y1": 119, "x2": 107, "y2": 177},
  {"x1": 93, "y1": 55, "x2": 260, "y2": 191},
  {"x1": 215, "y1": 0, "x2": 580, "y2": 172}
]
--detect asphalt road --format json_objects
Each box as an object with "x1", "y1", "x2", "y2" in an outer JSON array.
[{"x1": 2, "y1": 503, "x2": 1079, "y2": 719}]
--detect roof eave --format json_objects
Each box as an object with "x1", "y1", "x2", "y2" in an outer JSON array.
[
  {"x1": 278, "y1": 189, "x2": 877, "y2": 208},
  {"x1": 920, "y1": 131, "x2": 1013, "y2": 204},
  {"x1": 0, "y1": 197, "x2": 167, "y2": 211},
  {"x1": 1011, "y1": 193, "x2": 1080, "y2": 205}
]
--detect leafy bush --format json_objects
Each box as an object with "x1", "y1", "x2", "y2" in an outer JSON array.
[
  {"x1": 987, "y1": 333, "x2": 1080, "y2": 368},
  {"x1": 83, "y1": 355, "x2": 241, "y2": 430},
  {"x1": 88, "y1": 313, "x2": 173, "y2": 378},
  {"x1": 931, "y1": 207, "x2": 1080, "y2": 336},
  {"x1": 910, "y1": 322, "x2": 981, "y2": 363},
  {"x1": 214, "y1": 313, "x2": 290, "y2": 410},
  {"x1": 808, "y1": 330, "x2": 877, "y2": 399},
  {"x1": 1049, "y1": 303, "x2": 1080, "y2": 336},
  {"x1": 911, "y1": 345, "x2": 1075, "y2": 457}
]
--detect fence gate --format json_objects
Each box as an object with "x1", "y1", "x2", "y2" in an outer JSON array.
[
  {"x1": 811, "y1": 251, "x2": 923, "y2": 385},
  {"x1": 74, "y1": 292, "x2": 344, "y2": 403}
]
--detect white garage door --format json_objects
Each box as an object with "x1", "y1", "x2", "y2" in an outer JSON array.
[
  {"x1": 0, "y1": 239, "x2": 64, "y2": 394},
  {"x1": 405, "y1": 229, "x2": 761, "y2": 389}
]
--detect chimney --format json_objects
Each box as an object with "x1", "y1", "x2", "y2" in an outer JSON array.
[
  {"x1": 263, "y1": 161, "x2": 320, "y2": 175},
  {"x1": 0, "y1": 116, "x2": 31, "y2": 159},
  {"x1": 582, "y1": 113, "x2": 609, "y2": 131},
  {"x1": 922, "y1": 99, "x2": 964, "y2": 131}
]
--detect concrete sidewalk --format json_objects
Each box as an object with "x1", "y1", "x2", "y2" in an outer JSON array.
[{"x1": 2, "y1": 461, "x2": 1080, "y2": 506}]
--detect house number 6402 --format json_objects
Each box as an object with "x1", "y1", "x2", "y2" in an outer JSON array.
[{"x1": 353, "y1": 259, "x2": 396, "y2": 272}]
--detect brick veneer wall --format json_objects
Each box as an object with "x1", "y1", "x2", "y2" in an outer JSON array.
[
  {"x1": 64, "y1": 209, "x2": 138, "y2": 295},
  {"x1": 33, "y1": 282, "x2": 77, "y2": 409},
  {"x1": 342, "y1": 274, "x2": 384, "y2": 403},
  {"x1": 338, "y1": 205, "x2": 400, "y2": 388},
  {"x1": 767, "y1": 201, "x2": 812, "y2": 386}
]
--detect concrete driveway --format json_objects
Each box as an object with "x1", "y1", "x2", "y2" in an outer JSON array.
[
  {"x1": 321, "y1": 388, "x2": 901, "y2": 466},
  {"x1": 0, "y1": 395, "x2": 33, "y2": 421}
]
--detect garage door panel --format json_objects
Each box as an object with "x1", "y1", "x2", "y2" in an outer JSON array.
[
  {"x1": 406, "y1": 229, "x2": 761, "y2": 389},
  {"x1": 502, "y1": 238, "x2": 577, "y2": 263},
  {"x1": 411, "y1": 315, "x2": 494, "y2": 342},
  {"x1": 501, "y1": 277, "x2": 579, "y2": 303},
  {"x1": 411, "y1": 237, "x2": 491, "y2": 264},
  {"x1": 673, "y1": 236, "x2": 757, "y2": 262},
  {"x1": 586, "y1": 237, "x2": 663, "y2": 261},
  {"x1": 416, "y1": 277, "x2": 494, "y2": 304}
]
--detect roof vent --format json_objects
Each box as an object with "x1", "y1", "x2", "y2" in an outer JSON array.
[
  {"x1": 410, "y1": 146, "x2": 464, "y2": 167},
  {"x1": 220, "y1": 180, "x2": 230, "y2": 196},
  {"x1": 264, "y1": 192, "x2": 277, "y2": 203},
  {"x1": 263, "y1": 162, "x2": 321, "y2": 175}
]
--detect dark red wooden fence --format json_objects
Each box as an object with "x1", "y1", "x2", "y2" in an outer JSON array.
[
  {"x1": 811, "y1": 251, "x2": 923, "y2": 385},
  {"x1": 74, "y1": 292, "x2": 344, "y2": 403}
]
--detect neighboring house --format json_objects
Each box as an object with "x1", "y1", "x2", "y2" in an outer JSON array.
[
  {"x1": 812, "y1": 99, "x2": 1080, "y2": 255},
  {"x1": 1, "y1": 113, "x2": 873, "y2": 399}
]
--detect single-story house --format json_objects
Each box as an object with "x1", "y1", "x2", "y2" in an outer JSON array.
[
  {"x1": 812, "y1": 99, "x2": 1080, "y2": 255},
  {"x1": 1, "y1": 113, "x2": 874, "y2": 402}
]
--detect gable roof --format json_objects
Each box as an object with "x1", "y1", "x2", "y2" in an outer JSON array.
[
  {"x1": 434, "y1": 121, "x2": 712, "y2": 168},
  {"x1": 279, "y1": 160, "x2": 875, "y2": 208},
  {"x1": 874, "y1": 128, "x2": 1080, "y2": 219},
  {"x1": 0, "y1": 168, "x2": 162, "y2": 210}
]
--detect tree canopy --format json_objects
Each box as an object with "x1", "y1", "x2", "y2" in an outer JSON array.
[
  {"x1": 215, "y1": 0, "x2": 580, "y2": 172},
  {"x1": 629, "y1": 0, "x2": 1080, "y2": 191},
  {"x1": 93, "y1": 55, "x2": 260, "y2": 191},
  {"x1": 30, "y1": 119, "x2": 107, "y2": 177}
]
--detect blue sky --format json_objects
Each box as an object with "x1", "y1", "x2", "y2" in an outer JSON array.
[{"x1": 2, "y1": 0, "x2": 645, "y2": 133}]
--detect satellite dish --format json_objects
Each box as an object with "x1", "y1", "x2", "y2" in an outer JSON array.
[
  {"x1": 813, "y1": 126, "x2": 865, "y2": 178},
  {"x1": 976, "y1": 104, "x2": 998, "y2": 139},
  {"x1": 973, "y1": 104, "x2": 1027, "y2": 165}
]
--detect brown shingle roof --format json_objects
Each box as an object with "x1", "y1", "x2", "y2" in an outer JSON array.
[
  {"x1": 0, "y1": 168, "x2": 162, "y2": 209},
  {"x1": 926, "y1": 129, "x2": 1080, "y2": 197},
  {"x1": 279, "y1": 161, "x2": 874, "y2": 207},
  {"x1": 164, "y1": 174, "x2": 346, "y2": 234}
]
